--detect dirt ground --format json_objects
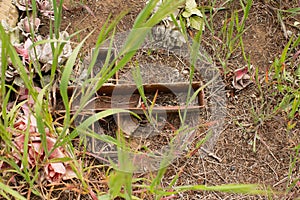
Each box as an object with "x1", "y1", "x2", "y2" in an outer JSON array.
[{"x1": 38, "y1": 0, "x2": 300, "y2": 199}]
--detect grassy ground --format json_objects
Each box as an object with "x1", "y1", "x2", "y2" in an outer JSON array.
[{"x1": 0, "y1": 0, "x2": 299, "y2": 199}]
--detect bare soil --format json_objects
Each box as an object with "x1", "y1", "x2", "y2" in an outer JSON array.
[{"x1": 37, "y1": 0, "x2": 300, "y2": 199}]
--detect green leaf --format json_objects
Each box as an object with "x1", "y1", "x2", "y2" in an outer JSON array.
[
  {"x1": 35, "y1": 86, "x2": 49, "y2": 156},
  {"x1": 189, "y1": 7, "x2": 203, "y2": 17},
  {"x1": 133, "y1": 0, "x2": 160, "y2": 28},
  {"x1": 275, "y1": 94, "x2": 293, "y2": 113},
  {"x1": 97, "y1": 194, "x2": 110, "y2": 200},
  {"x1": 289, "y1": 94, "x2": 300, "y2": 119},
  {"x1": 81, "y1": 130, "x2": 119, "y2": 147},
  {"x1": 280, "y1": 36, "x2": 293, "y2": 64},
  {"x1": 108, "y1": 171, "x2": 125, "y2": 198},
  {"x1": 295, "y1": 65, "x2": 300, "y2": 77},
  {"x1": 48, "y1": 157, "x2": 73, "y2": 163},
  {"x1": 175, "y1": 183, "x2": 268, "y2": 195},
  {"x1": 182, "y1": 11, "x2": 191, "y2": 18},
  {"x1": 58, "y1": 30, "x2": 93, "y2": 140},
  {"x1": 77, "y1": 109, "x2": 132, "y2": 130},
  {"x1": 185, "y1": 0, "x2": 202, "y2": 17},
  {"x1": 186, "y1": 0, "x2": 197, "y2": 10},
  {"x1": 190, "y1": 15, "x2": 204, "y2": 30},
  {"x1": 146, "y1": 0, "x2": 185, "y2": 27}
]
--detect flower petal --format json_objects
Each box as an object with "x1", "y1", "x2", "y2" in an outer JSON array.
[
  {"x1": 63, "y1": 165, "x2": 77, "y2": 180},
  {"x1": 45, "y1": 162, "x2": 66, "y2": 182},
  {"x1": 234, "y1": 67, "x2": 249, "y2": 80},
  {"x1": 232, "y1": 66, "x2": 254, "y2": 90}
]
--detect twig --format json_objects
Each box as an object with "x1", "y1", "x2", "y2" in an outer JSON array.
[
  {"x1": 273, "y1": 176, "x2": 288, "y2": 187},
  {"x1": 201, "y1": 156, "x2": 207, "y2": 185},
  {"x1": 257, "y1": 136, "x2": 280, "y2": 164},
  {"x1": 200, "y1": 147, "x2": 222, "y2": 162},
  {"x1": 277, "y1": 11, "x2": 288, "y2": 39}
]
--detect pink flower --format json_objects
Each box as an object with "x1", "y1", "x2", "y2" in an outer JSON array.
[
  {"x1": 6, "y1": 87, "x2": 77, "y2": 182},
  {"x1": 37, "y1": 0, "x2": 54, "y2": 19},
  {"x1": 14, "y1": 114, "x2": 37, "y2": 133},
  {"x1": 14, "y1": 38, "x2": 33, "y2": 64},
  {"x1": 18, "y1": 87, "x2": 41, "y2": 106},
  {"x1": 45, "y1": 162, "x2": 66, "y2": 182},
  {"x1": 44, "y1": 136, "x2": 67, "y2": 159},
  {"x1": 44, "y1": 162, "x2": 77, "y2": 182},
  {"x1": 232, "y1": 65, "x2": 254, "y2": 90},
  {"x1": 12, "y1": 133, "x2": 77, "y2": 182},
  {"x1": 13, "y1": 0, "x2": 33, "y2": 11},
  {"x1": 13, "y1": 134, "x2": 44, "y2": 168},
  {"x1": 63, "y1": 165, "x2": 77, "y2": 180},
  {"x1": 17, "y1": 16, "x2": 41, "y2": 37}
]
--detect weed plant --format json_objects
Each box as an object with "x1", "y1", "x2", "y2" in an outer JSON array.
[{"x1": 0, "y1": 0, "x2": 276, "y2": 199}]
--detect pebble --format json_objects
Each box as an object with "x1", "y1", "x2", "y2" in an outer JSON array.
[
  {"x1": 230, "y1": 165, "x2": 236, "y2": 171},
  {"x1": 182, "y1": 69, "x2": 189, "y2": 75}
]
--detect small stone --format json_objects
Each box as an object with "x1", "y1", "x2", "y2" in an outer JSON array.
[
  {"x1": 182, "y1": 69, "x2": 189, "y2": 75},
  {"x1": 287, "y1": 30, "x2": 293, "y2": 37},
  {"x1": 230, "y1": 165, "x2": 236, "y2": 171}
]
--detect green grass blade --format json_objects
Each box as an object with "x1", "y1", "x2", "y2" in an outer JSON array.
[
  {"x1": 0, "y1": 181, "x2": 26, "y2": 200},
  {"x1": 0, "y1": 25, "x2": 37, "y2": 102},
  {"x1": 174, "y1": 183, "x2": 269, "y2": 195},
  {"x1": 280, "y1": 36, "x2": 293, "y2": 64},
  {"x1": 77, "y1": 109, "x2": 132, "y2": 130},
  {"x1": 59, "y1": 30, "x2": 94, "y2": 132},
  {"x1": 108, "y1": 171, "x2": 125, "y2": 198},
  {"x1": 54, "y1": 109, "x2": 133, "y2": 149},
  {"x1": 145, "y1": 0, "x2": 185, "y2": 27},
  {"x1": 133, "y1": 0, "x2": 160, "y2": 28},
  {"x1": 35, "y1": 86, "x2": 49, "y2": 156}
]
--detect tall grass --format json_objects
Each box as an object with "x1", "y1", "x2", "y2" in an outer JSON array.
[
  {"x1": 269, "y1": 32, "x2": 300, "y2": 195},
  {"x1": 0, "y1": 0, "x2": 274, "y2": 199},
  {"x1": 202, "y1": 0, "x2": 252, "y2": 73}
]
